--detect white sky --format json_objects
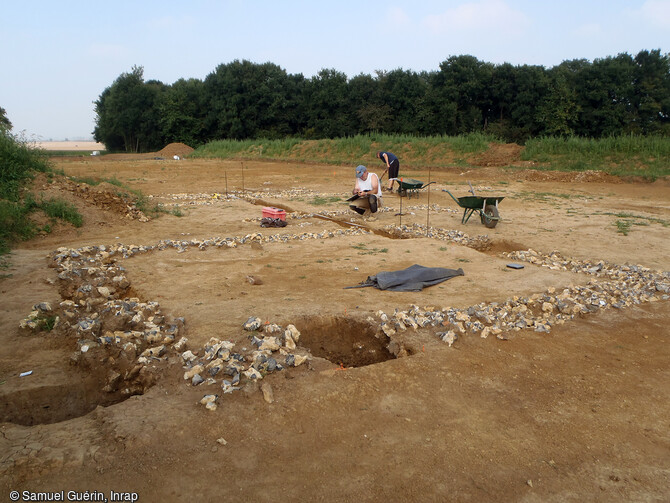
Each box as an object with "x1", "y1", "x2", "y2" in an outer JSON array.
[{"x1": 1, "y1": 0, "x2": 668, "y2": 140}]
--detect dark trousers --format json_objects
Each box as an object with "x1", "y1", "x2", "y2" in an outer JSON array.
[{"x1": 350, "y1": 194, "x2": 379, "y2": 214}]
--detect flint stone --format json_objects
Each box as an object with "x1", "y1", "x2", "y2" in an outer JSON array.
[
  {"x1": 381, "y1": 323, "x2": 396, "y2": 337},
  {"x1": 184, "y1": 364, "x2": 205, "y2": 380},
  {"x1": 200, "y1": 394, "x2": 218, "y2": 411},
  {"x1": 173, "y1": 337, "x2": 188, "y2": 352},
  {"x1": 285, "y1": 354, "x2": 307, "y2": 367},
  {"x1": 264, "y1": 323, "x2": 283, "y2": 335},
  {"x1": 438, "y1": 331, "x2": 457, "y2": 347},
  {"x1": 181, "y1": 350, "x2": 197, "y2": 362},
  {"x1": 34, "y1": 302, "x2": 53, "y2": 313},
  {"x1": 261, "y1": 382, "x2": 274, "y2": 403},
  {"x1": 78, "y1": 339, "x2": 99, "y2": 353},
  {"x1": 535, "y1": 323, "x2": 551, "y2": 333},
  {"x1": 259, "y1": 336, "x2": 281, "y2": 352},
  {"x1": 285, "y1": 324, "x2": 301, "y2": 343},
  {"x1": 244, "y1": 316, "x2": 262, "y2": 331},
  {"x1": 77, "y1": 319, "x2": 100, "y2": 336},
  {"x1": 244, "y1": 368, "x2": 262, "y2": 380},
  {"x1": 141, "y1": 344, "x2": 166, "y2": 358},
  {"x1": 97, "y1": 286, "x2": 114, "y2": 298},
  {"x1": 284, "y1": 332, "x2": 297, "y2": 350}
]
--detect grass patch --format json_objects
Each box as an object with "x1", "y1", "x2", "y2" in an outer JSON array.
[
  {"x1": 520, "y1": 135, "x2": 670, "y2": 180},
  {"x1": 68, "y1": 175, "x2": 124, "y2": 187},
  {"x1": 190, "y1": 133, "x2": 669, "y2": 180},
  {"x1": 351, "y1": 243, "x2": 388, "y2": 255},
  {"x1": 37, "y1": 314, "x2": 59, "y2": 331},
  {"x1": 310, "y1": 196, "x2": 342, "y2": 205},
  {"x1": 0, "y1": 194, "x2": 83, "y2": 252},
  {"x1": 37, "y1": 196, "x2": 83, "y2": 227},
  {"x1": 191, "y1": 132, "x2": 498, "y2": 166},
  {"x1": 615, "y1": 220, "x2": 632, "y2": 235},
  {"x1": 0, "y1": 132, "x2": 50, "y2": 202},
  {"x1": 517, "y1": 190, "x2": 580, "y2": 202},
  {"x1": 598, "y1": 211, "x2": 669, "y2": 226},
  {"x1": 598, "y1": 211, "x2": 668, "y2": 235}
]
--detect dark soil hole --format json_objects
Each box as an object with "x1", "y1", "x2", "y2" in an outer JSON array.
[
  {"x1": 295, "y1": 315, "x2": 396, "y2": 368},
  {"x1": 0, "y1": 377, "x2": 141, "y2": 426}
]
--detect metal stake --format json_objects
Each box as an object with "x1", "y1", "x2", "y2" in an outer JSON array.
[
  {"x1": 426, "y1": 169, "x2": 431, "y2": 232},
  {"x1": 399, "y1": 177, "x2": 403, "y2": 228}
]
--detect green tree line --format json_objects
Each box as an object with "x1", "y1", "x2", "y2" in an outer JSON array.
[{"x1": 93, "y1": 50, "x2": 670, "y2": 153}]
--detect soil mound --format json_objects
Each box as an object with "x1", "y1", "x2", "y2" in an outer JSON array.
[
  {"x1": 158, "y1": 142, "x2": 194, "y2": 158},
  {"x1": 98, "y1": 143, "x2": 194, "y2": 161}
]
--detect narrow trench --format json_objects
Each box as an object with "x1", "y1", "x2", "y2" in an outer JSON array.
[{"x1": 252, "y1": 198, "x2": 409, "y2": 239}]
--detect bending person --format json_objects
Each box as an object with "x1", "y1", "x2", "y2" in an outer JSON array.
[
  {"x1": 377, "y1": 151, "x2": 399, "y2": 192},
  {"x1": 349, "y1": 165, "x2": 382, "y2": 219}
]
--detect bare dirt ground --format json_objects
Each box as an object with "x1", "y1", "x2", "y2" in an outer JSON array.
[{"x1": 1, "y1": 151, "x2": 669, "y2": 502}]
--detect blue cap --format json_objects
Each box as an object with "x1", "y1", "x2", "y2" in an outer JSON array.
[{"x1": 355, "y1": 165, "x2": 367, "y2": 178}]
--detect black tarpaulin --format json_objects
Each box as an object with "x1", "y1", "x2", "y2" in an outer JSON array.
[{"x1": 345, "y1": 264, "x2": 464, "y2": 292}]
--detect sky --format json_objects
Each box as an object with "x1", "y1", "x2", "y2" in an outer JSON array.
[{"x1": 1, "y1": 0, "x2": 668, "y2": 140}]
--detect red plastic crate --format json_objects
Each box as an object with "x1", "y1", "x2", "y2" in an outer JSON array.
[{"x1": 262, "y1": 207, "x2": 286, "y2": 221}]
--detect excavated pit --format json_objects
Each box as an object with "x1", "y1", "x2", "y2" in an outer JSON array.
[
  {"x1": 294, "y1": 315, "x2": 401, "y2": 368},
  {"x1": 0, "y1": 345, "x2": 154, "y2": 426},
  {"x1": 0, "y1": 376, "x2": 141, "y2": 426}
]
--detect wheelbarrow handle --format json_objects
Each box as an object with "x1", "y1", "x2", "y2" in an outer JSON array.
[{"x1": 443, "y1": 189, "x2": 460, "y2": 204}]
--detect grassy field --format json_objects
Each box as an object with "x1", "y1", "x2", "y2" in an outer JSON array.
[
  {"x1": 191, "y1": 133, "x2": 670, "y2": 180},
  {"x1": 521, "y1": 135, "x2": 670, "y2": 179},
  {"x1": 191, "y1": 132, "x2": 495, "y2": 165}
]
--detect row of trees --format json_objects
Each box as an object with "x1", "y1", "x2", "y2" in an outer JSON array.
[{"x1": 93, "y1": 50, "x2": 670, "y2": 152}]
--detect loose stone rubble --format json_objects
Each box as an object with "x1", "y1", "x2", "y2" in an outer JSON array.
[
  {"x1": 374, "y1": 248, "x2": 669, "y2": 343},
  {"x1": 183, "y1": 320, "x2": 310, "y2": 409},
  {"x1": 387, "y1": 222, "x2": 492, "y2": 250},
  {"x1": 17, "y1": 218, "x2": 670, "y2": 412}
]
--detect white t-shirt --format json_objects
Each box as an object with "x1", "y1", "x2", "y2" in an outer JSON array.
[{"x1": 356, "y1": 172, "x2": 382, "y2": 197}]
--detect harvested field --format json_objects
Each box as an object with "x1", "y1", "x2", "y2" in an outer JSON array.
[
  {"x1": 1, "y1": 154, "x2": 669, "y2": 502},
  {"x1": 35, "y1": 141, "x2": 105, "y2": 151}
]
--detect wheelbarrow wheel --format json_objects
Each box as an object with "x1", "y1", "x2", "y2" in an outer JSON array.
[
  {"x1": 398, "y1": 187, "x2": 407, "y2": 197},
  {"x1": 481, "y1": 204, "x2": 499, "y2": 228}
]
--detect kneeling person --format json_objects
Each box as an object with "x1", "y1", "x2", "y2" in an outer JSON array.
[{"x1": 350, "y1": 165, "x2": 382, "y2": 216}]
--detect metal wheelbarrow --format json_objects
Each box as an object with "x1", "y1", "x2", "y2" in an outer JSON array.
[
  {"x1": 396, "y1": 177, "x2": 436, "y2": 198},
  {"x1": 444, "y1": 182, "x2": 504, "y2": 228}
]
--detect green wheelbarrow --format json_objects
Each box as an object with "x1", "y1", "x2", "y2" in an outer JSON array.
[
  {"x1": 395, "y1": 177, "x2": 436, "y2": 198},
  {"x1": 444, "y1": 189, "x2": 504, "y2": 228}
]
